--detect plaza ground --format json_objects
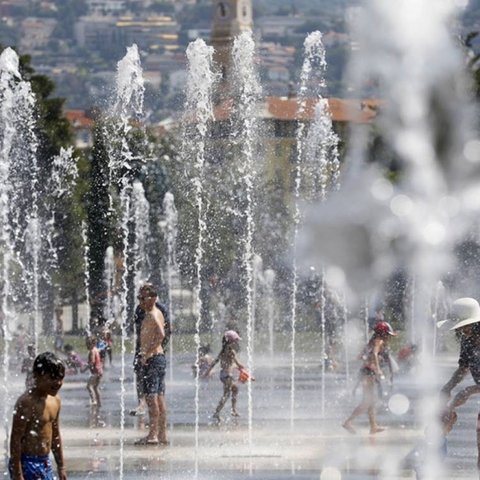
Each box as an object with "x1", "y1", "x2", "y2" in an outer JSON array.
[{"x1": 1, "y1": 347, "x2": 480, "y2": 479}]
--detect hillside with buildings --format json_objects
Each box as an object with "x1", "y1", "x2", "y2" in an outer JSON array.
[
  {"x1": 0, "y1": 0, "x2": 475, "y2": 121},
  {"x1": 0, "y1": 0, "x2": 358, "y2": 119}
]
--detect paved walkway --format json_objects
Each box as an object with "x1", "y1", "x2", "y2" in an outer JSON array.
[{"x1": 1, "y1": 351, "x2": 478, "y2": 479}]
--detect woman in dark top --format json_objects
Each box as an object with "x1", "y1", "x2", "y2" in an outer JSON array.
[{"x1": 440, "y1": 297, "x2": 480, "y2": 470}]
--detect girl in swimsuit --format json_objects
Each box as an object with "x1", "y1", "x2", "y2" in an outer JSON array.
[
  {"x1": 206, "y1": 330, "x2": 245, "y2": 422},
  {"x1": 343, "y1": 321, "x2": 396, "y2": 434}
]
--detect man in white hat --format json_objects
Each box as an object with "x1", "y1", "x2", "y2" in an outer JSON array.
[
  {"x1": 440, "y1": 297, "x2": 480, "y2": 469},
  {"x1": 440, "y1": 298, "x2": 480, "y2": 397}
]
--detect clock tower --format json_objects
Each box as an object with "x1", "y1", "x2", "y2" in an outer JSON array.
[{"x1": 211, "y1": 0, "x2": 253, "y2": 91}]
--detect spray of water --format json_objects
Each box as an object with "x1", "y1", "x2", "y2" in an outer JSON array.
[
  {"x1": 342, "y1": 292, "x2": 350, "y2": 385},
  {"x1": 25, "y1": 215, "x2": 41, "y2": 347},
  {"x1": 160, "y1": 192, "x2": 178, "y2": 384},
  {"x1": 183, "y1": 38, "x2": 216, "y2": 475},
  {"x1": 351, "y1": 3, "x2": 475, "y2": 473},
  {"x1": 107, "y1": 43, "x2": 146, "y2": 480},
  {"x1": 103, "y1": 246, "x2": 115, "y2": 322},
  {"x1": 113, "y1": 45, "x2": 145, "y2": 122},
  {"x1": 252, "y1": 255, "x2": 263, "y2": 348},
  {"x1": 263, "y1": 269, "x2": 276, "y2": 357},
  {"x1": 47, "y1": 147, "x2": 79, "y2": 275},
  {"x1": 131, "y1": 180, "x2": 151, "y2": 292},
  {"x1": 299, "y1": 0, "x2": 475, "y2": 476},
  {"x1": 0, "y1": 46, "x2": 42, "y2": 459},
  {"x1": 432, "y1": 281, "x2": 447, "y2": 357},
  {"x1": 81, "y1": 222, "x2": 91, "y2": 333},
  {"x1": 0, "y1": 47, "x2": 21, "y2": 453},
  {"x1": 232, "y1": 30, "x2": 262, "y2": 452},
  {"x1": 50, "y1": 147, "x2": 79, "y2": 197},
  {"x1": 291, "y1": 30, "x2": 340, "y2": 423}
]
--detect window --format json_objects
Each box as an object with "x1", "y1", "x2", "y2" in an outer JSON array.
[{"x1": 218, "y1": 2, "x2": 226, "y2": 18}]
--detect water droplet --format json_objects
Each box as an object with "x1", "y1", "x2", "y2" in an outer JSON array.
[
  {"x1": 371, "y1": 178, "x2": 393, "y2": 201},
  {"x1": 422, "y1": 221, "x2": 446, "y2": 245},
  {"x1": 390, "y1": 194, "x2": 413, "y2": 217},
  {"x1": 464, "y1": 139, "x2": 480, "y2": 163},
  {"x1": 325, "y1": 266, "x2": 346, "y2": 289},
  {"x1": 388, "y1": 393, "x2": 410, "y2": 415},
  {"x1": 320, "y1": 466, "x2": 342, "y2": 480}
]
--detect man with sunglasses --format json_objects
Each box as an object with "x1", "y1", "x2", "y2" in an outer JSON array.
[{"x1": 130, "y1": 283, "x2": 170, "y2": 445}]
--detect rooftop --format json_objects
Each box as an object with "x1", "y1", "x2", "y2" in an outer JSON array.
[{"x1": 213, "y1": 97, "x2": 381, "y2": 124}]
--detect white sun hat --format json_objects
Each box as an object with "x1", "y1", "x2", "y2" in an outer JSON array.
[{"x1": 439, "y1": 297, "x2": 480, "y2": 331}]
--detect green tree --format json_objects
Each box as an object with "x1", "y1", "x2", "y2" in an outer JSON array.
[
  {"x1": 463, "y1": 32, "x2": 480, "y2": 98},
  {"x1": 141, "y1": 133, "x2": 172, "y2": 294},
  {"x1": 85, "y1": 122, "x2": 113, "y2": 325},
  {"x1": 85, "y1": 121, "x2": 169, "y2": 329}
]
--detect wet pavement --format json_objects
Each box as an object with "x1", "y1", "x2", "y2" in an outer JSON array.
[{"x1": 1, "y1": 349, "x2": 479, "y2": 479}]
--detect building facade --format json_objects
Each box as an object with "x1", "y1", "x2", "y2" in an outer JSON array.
[{"x1": 210, "y1": 0, "x2": 253, "y2": 85}]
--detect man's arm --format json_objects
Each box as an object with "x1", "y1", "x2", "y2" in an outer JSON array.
[
  {"x1": 157, "y1": 311, "x2": 166, "y2": 343},
  {"x1": 157, "y1": 304, "x2": 171, "y2": 349},
  {"x1": 51, "y1": 400, "x2": 67, "y2": 480},
  {"x1": 449, "y1": 384, "x2": 480, "y2": 410},
  {"x1": 162, "y1": 319, "x2": 171, "y2": 349},
  {"x1": 10, "y1": 398, "x2": 28, "y2": 480},
  {"x1": 441, "y1": 366, "x2": 469, "y2": 398}
]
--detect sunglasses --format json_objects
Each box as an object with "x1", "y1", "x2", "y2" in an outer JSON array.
[{"x1": 137, "y1": 294, "x2": 155, "y2": 301}]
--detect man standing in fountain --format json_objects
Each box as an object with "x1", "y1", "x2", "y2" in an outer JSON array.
[
  {"x1": 134, "y1": 283, "x2": 169, "y2": 445},
  {"x1": 129, "y1": 284, "x2": 170, "y2": 418}
]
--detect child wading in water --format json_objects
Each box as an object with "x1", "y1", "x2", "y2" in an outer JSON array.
[
  {"x1": 84, "y1": 336, "x2": 103, "y2": 428},
  {"x1": 206, "y1": 330, "x2": 245, "y2": 422},
  {"x1": 9, "y1": 351, "x2": 67, "y2": 480},
  {"x1": 343, "y1": 321, "x2": 397, "y2": 435}
]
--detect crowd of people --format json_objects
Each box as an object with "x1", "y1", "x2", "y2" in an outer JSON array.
[{"x1": 9, "y1": 291, "x2": 480, "y2": 479}]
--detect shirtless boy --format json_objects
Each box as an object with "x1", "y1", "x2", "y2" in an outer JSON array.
[
  {"x1": 135, "y1": 283, "x2": 168, "y2": 446},
  {"x1": 82, "y1": 335, "x2": 104, "y2": 428},
  {"x1": 9, "y1": 351, "x2": 67, "y2": 480}
]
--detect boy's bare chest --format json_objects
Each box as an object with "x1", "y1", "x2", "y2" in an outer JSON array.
[{"x1": 26, "y1": 402, "x2": 56, "y2": 430}]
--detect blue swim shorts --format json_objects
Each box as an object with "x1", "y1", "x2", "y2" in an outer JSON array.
[
  {"x1": 143, "y1": 354, "x2": 166, "y2": 395},
  {"x1": 220, "y1": 371, "x2": 234, "y2": 383},
  {"x1": 9, "y1": 454, "x2": 53, "y2": 480}
]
